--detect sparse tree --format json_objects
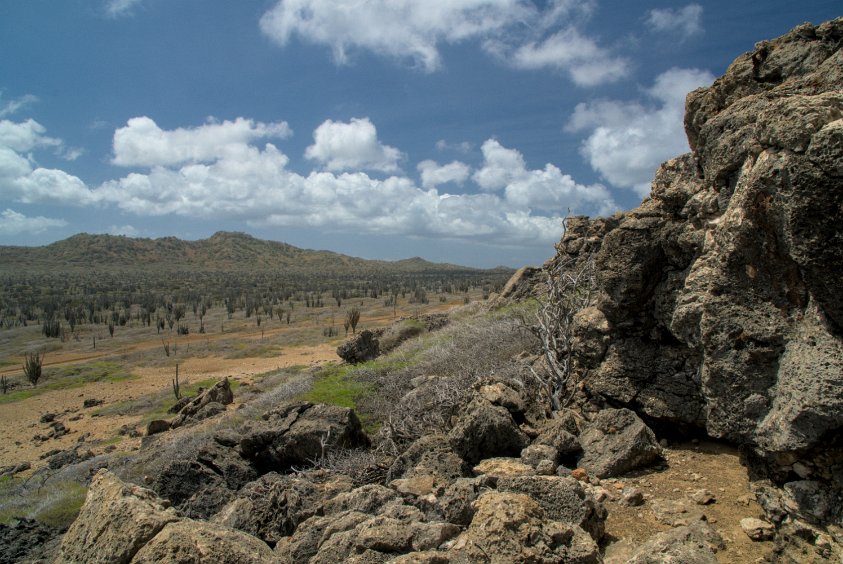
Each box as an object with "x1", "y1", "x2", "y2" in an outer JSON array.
[
  {"x1": 346, "y1": 307, "x2": 361, "y2": 334},
  {"x1": 529, "y1": 219, "x2": 597, "y2": 411}
]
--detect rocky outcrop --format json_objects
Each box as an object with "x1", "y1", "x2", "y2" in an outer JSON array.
[
  {"x1": 147, "y1": 401, "x2": 368, "y2": 518},
  {"x1": 211, "y1": 470, "x2": 353, "y2": 545},
  {"x1": 239, "y1": 401, "x2": 370, "y2": 471},
  {"x1": 337, "y1": 330, "x2": 380, "y2": 364},
  {"x1": 147, "y1": 378, "x2": 234, "y2": 436},
  {"x1": 0, "y1": 518, "x2": 60, "y2": 564},
  {"x1": 550, "y1": 18, "x2": 843, "y2": 527},
  {"x1": 150, "y1": 433, "x2": 257, "y2": 519}
]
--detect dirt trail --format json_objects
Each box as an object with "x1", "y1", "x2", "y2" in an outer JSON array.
[
  {"x1": 0, "y1": 307, "x2": 433, "y2": 377},
  {"x1": 0, "y1": 343, "x2": 337, "y2": 472}
]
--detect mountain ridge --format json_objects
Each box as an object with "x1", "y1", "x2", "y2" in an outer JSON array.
[{"x1": 0, "y1": 231, "x2": 508, "y2": 275}]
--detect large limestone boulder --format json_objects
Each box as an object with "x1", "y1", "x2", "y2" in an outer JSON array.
[
  {"x1": 58, "y1": 469, "x2": 180, "y2": 563},
  {"x1": 496, "y1": 475, "x2": 607, "y2": 541},
  {"x1": 446, "y1": 491, "x2": 601, "y2": 563},
  {"x1": 130, "y1": 520, "x2": 275, "y2": 563}
]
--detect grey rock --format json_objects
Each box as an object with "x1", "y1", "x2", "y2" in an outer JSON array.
[
  {"x1": 578, "y1": 408, "x2": 662, "y2": 478},
  {"x1": 321, "y1": 484, "x2": 400, "y2": 517},
  {"x1": 212, "y1": 470, "x2": 353, "y2": 545},
  {"x1": 448, "y1": 398, "x2": 529, "y2": 465},
  {"x1": 543, "y1": 19, "x2": 843, "y2": 515},
  {"x1": 0, "y1": 518, "x2": 60, "y2": 564},
  {"x1": 782, "y1": 480, "x2": 835, "y2": 523},
  {"x1": 386, "y1": 433, "x2": 468, "y2": 483},
  {"x1": 170, "y1": 378, "x2": 233, "y2": 429},
  {"x1": 150, "y1": 436, "x2": 257, "y2": 519},
  {"x1": 0, "y1": 462, "x2": 30, "y2": 477},
  {"x1": 477, "y1": 383, "x2": 525, "y2": 415},
  {"x1": 46, "y1": 447, "x2": 93, "y2": 470},
  {"x1": 145, "y1": 420, "x2": 171, "y2": 436},
  {"x1": 276, "y1": 497, "x2": 459, "y2": 564},
  {"x1": 620, "y1": 487, "x2": 645, "y2": 507},
  {"x1": 434, "y1": 478, "x2": 484, "y2": 526},
  {"x1": 651, "y1": 498, "x2": 706, "y2": 527},
  {"x1": 520, "y1": 444, "x2": 558, "y2": 468}
]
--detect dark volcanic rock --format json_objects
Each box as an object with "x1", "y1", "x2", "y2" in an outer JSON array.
[
  {"x1": 0, "y1": 518, "x2": 61, "y2": 564},
  {"x1": 336, "y1": 330, "x2": 380, "y2": 364},
  {"x1": 239, "y1": 401, "x2": 370, "y2": 472},
  {"x1": 151, "y1": 437, "x2": 258, "y2": 519}
]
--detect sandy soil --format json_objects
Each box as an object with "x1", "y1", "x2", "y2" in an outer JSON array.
[
  {"x1": 0, "y1": 343, "x2": 338, "y2": 472},
  {"x1": 602, "y1": 440, "x2": 774, "y2": 563}
]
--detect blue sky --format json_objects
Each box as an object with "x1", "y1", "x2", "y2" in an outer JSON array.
[{"x1": 0, "y1": 1, "x2": 838, "y2": 267}]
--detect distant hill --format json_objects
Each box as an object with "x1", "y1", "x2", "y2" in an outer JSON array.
[{"x1": 0, "y1": 232, "x2": 510, "y2": 276}]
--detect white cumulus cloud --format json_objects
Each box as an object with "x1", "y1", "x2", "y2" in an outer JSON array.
[
  {"x1": 0, "y1": 208, "x2": 67, "y2": 235},
  {"x1": 473, "y1": 138, "x2": 616, "y2": 214},
  {"x1": 473, "y1": 139, "x2": 527, "y2": 191},
  {"x1": 0, "y1": 119, "x2": 61, "y2": 153},
  {"x1": 567, "y1": 67, "x2": 714, "y2": 196},
  {"x1": 0, "y1": 119, "x2": 94, "y2": 206},
  {"x1": 496, "y1": 27, "x2": 629, "y2": 86},
  {"x1": 260, "y1": 0, "x2": 533, "y2": 72},
  {"x1": 418, "y1": 160, "x2": 471, "y2": 189},
  {"x1": 109, "y1": 224, "x2": 140, "y2": 236},
  {"x1": 105, "y1": 0, "x2": 143, "y2": 18},
  {"x1": 2, "y1": 112, "x2": 616, "y2": 249},
  {"x1": 112, "y1": 116, "x2": 292, "y2": 168},
  {"x1": 259, "y1": 0, "x2": 622, "y2": 86},
  {"x1": 305, "y1": 118, "x2": 403, "y2": 173},
  {"x1": 0, "y1": 94, "x2": 39, "y2": 118},
  {"x1": 645, "y1": 4, "x2": 703, "y2": 37}
]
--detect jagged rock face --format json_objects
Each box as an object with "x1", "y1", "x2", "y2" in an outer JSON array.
[{"x1": 553, "y1": 19, "x2": 842, "y2": 482}]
